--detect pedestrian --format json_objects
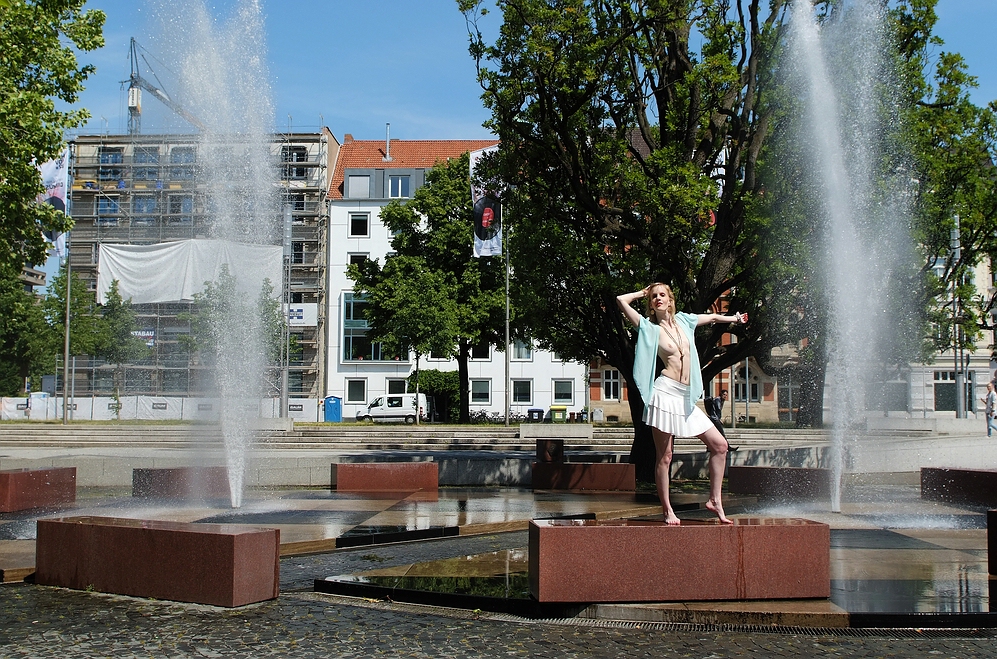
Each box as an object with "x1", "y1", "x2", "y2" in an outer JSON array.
[
  {"x1": 982, "y1": 382, "x2": 997, "y2": 438},
  {"x1": 705, "y1": 388, "x2": 737, "y2": 451},
  {"x1": 617, "y1": 283, "x2": 747, "y2": 525}
]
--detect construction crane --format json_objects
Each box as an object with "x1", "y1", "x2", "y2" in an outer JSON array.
[{"x1": 126, "y1": 38, "x2": 205, "y2": 134}]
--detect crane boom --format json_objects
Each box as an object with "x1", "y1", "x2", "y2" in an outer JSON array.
[{"x1": 127, "y1": 38, "x2": 204, "y2": 134}]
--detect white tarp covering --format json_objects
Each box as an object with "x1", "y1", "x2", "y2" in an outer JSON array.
[{"x1": 97, "y1": 239, "x2": 283, "y2": 304}]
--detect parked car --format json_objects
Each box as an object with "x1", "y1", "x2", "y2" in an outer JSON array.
[{"x1": 356, "y1": 393, "x2": 428, "y2": 424}]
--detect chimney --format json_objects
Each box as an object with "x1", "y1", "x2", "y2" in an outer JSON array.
[
  {"x1": 343, "y1": 133, "x2": 353, "y2": 143},
  {"x1": 383, "y1": 123, "x2": 392, "y2": 162}
]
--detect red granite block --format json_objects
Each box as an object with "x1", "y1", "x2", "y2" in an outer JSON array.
[
  {"x1": 0, "y1": 467, "x2": 76, "y2": 512},
  {"x1": 531, "y1": 462, "x2": 635, "y2": 491},
  {"x1": 536, "y1": 439, "x2": 564, "y2": 463},
  {"x1": 921, "y1": 468, "x2": 997, "y2": 507},
  {"x1": 529, "y1": 517, "x2": 830, "y2": 602},
  {"x1": 132, "y1": 467, "x2": 230, "y2": 499},
  {"x1": 333, "y1": 462, "x2": 438, "y2": 492},
  {"x1": 35, "y1": 516, "x2": 279, "y2": 607},
  {"x1": 727, "y1": 466, "x2": 832, "y2": 499}
]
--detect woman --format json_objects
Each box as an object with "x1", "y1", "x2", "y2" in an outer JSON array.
[{"x1": 617, "y1": 283, "x2": 747, "y2": 525}]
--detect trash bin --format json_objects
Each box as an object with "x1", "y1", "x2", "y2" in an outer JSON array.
[
  {"x1": 527, "y1": 408, "x2": 544, "y2": 422},
  {"x1": 550, "y1": 406, "x2": 567, "y2": 423},
  {"x1": 323, "y1": 396, "x2": 342, "y2": 423}
]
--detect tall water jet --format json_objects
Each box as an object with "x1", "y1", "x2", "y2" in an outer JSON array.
[
  {"x1": 786, "y1": 0, "x2": 919, "y2": 511},
  {"x1": 149, "y1": 0, "x2": 279, "y2": 508}
]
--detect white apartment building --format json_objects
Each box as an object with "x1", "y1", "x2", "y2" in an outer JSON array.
[{"x1": 325, "y1": 136, "x2": 587, "y2": 420}]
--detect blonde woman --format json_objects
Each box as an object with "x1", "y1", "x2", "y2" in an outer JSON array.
[{"x1": 617, "y1": 283, "x2": 746, "y2": 525}]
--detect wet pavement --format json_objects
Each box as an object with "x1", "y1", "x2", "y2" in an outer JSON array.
[{"x1": 1, "y1": 484, "x2": 996, "y2": 657}]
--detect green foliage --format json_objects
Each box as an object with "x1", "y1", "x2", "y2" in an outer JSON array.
[
  {"x1": 96, "y1": 281, "x2": 147, "y2": 366},
  {"x1": 42, "y1": 264, "x2": 106, "y2": 358},
  {"x1": 407, "y1": 369, "x2": 460, "y2": 422},
  {"x1": 0, "y1": 264, "x2": 56, "y2": 394},
  {"x1": 0, "y1": 0, "x2": 104, "y2": 270}
]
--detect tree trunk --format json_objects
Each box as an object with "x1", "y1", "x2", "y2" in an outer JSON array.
[
  {"x1": 795, "y1": 358, "x2": 827, "y2": 428},
  {"x1": 626, "y1": 394, "x2": 655, "y2": 484}
]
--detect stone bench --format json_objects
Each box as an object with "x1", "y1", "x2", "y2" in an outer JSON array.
[
  {"x1": 529, "y1": 517, "x2": 830, "y2": 602},
  {"x1": 0, "y1": 467, "x2": 76, "y2": 512},
  {"x1": 132, "y1": 466, "x2": 230, "y2": 499},
  {"x1": 531, "y1": 462, "x2": 635, "y2": 491},
  {"x1": 519, "y1": 423, "x2": 593, "y2": 441},
  {"x1": 726, "y1": 466, "x2": 832, "y2": 500},
  {"x1": 332, "y1": 462, "x2": 438, "y2": 492},
  {"x1": 35, "y1": 516, "x2": 279, "y2": 607},
  {"x1": 921, "y1": 468, "x2": 997, "y2": 507}
]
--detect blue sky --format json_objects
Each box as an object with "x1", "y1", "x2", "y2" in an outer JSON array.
[{"x1": 71, "y1": 0, "x2": 997, "y2": 143}]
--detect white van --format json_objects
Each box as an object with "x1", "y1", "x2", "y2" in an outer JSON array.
[{"x1": 356, "y1": 393, "x2": 428, "y2": 424}]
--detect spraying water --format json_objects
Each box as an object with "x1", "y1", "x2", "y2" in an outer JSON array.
[
  {"x1": 786, "y1": 0, "x2": 918, "y2": 511},
  {"x1": 149, "y1": 0, "x2": 279, "y2": 507}
]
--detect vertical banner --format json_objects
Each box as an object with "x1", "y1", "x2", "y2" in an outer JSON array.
[
  {"x1": 37, "y1": 147, "x2": 70, "y2": 260},
  {"x1": 470, "y1": 145, "x2": 501, "y2": 258}
]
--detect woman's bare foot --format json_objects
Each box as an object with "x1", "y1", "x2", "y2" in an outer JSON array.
[
  {"x1": 705, "y1": 498, "x2": 733, "y2": 524},
  {"x1": 663, "y1": 512, "x2": 681, "y2": 525}
]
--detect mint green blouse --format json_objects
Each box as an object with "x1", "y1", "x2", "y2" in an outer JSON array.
[{"x1": 633, "y1": 313, "x2": 702, "y2": 414}]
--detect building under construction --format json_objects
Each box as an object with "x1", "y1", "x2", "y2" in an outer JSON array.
[{"x1": 64, "y1": 129, "x2": 337, "y2": 399}]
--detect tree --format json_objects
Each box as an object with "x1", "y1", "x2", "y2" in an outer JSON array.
[
  {"x1": 461, "y1": 0, "x2": 787, "y2": 476},
  {"x1": 0, "y1": 0, "x2": 104, "y2": 270},
  {"x1": 42, "y1": 263, "x2": 106, "y2": 358},
  {"x1": 349, "y1": 153, "x2": 506, "y2": 422},
  {"x1": 0, "y1": 264, "x2": 56, "y2": 394},
  {"x1": 94, "y1": 281, "x2": 147, "y2": 397}
]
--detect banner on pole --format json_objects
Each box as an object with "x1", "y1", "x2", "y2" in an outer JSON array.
[
  {"x1": 469, "y1": 146, "x2": 501, "y2": 258},
  {"x1": 37, "y1": 148, "x2": 70, "y2": 261}
]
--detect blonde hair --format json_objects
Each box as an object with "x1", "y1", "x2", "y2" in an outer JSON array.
[{"x1": 645, "y1": 282, "x2": 675, "y2": 322}]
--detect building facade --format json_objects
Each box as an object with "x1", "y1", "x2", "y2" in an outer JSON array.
[
  {"x1": 325, "y1": 136, "x2": 587, "y2": 419},
  {"x1": 64, "y1": 130, "x2": 336, "y2": 398}
]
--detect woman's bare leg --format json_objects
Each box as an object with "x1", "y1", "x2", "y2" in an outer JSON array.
[
  {"x1": 697, "y1": 425, "x2": 732, "y2": 524},
  {"x1": 651, "y1": 428, "x2": 681, "y2": 525}
]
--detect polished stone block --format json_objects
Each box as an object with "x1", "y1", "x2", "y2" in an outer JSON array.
[
  {"x1": 989, "y1": 510, "x2": 996, "y2": 576},
  {"x1": 0, "y1": 467, "x2": 76, "y2": 512},
  {"x1": 531, "y1": 462, "x2": 635, "y2": 491},
  {"x1": 520, "y1": 424, "x2": 593, "y2": 440},
  {"x1": 727, "y1": 466, "x2": 832, "y2": 499},
  {"x1": 529, "y1": 517, "x2": 830, "y2": 602},
  {"x1": 536, "y1": 439, "x2": 564, "y2": 463},
  {"x1": 132, "y1": 467, "x2": 230, "y2": 499},
  {"x1": 921, "y1": 468, "x2": 997, "y2": 507},
  {"x1": 35, "y1": 516, "x2": 279, "y2": 607},
  {"x1": 332, "y1": 462, "x2": 438, "y2": 492}
]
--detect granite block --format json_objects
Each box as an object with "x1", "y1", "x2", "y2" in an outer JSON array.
[
  {"x1": 332, "y1": 462, "x2": 438, "y2": 492},
  {"x1": 35, "y1": 516, "x2": 279, "y2": 607},
  {"x1": 531, "y1": 462, "x2": 635, "y2": 491},
  {"x1": 529, "y1": 517, "x2": 830, "y2": 602},
  {"x1": 727, "y1": 466, "x2": 832, "y2": 499},
  {"x1": 132, "y1": 466, "x2": 230, "y2": 499},
  {"x1": 0, "y1": 467, "x2": 76, "y2": 512},
  {"x1": 921, "y1": 468, "x2": 997, "y2": 507}
]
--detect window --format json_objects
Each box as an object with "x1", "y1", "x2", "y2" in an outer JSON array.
[
  {"x1": 347, "y1": 175, "x2": 370, "y2": 199},
  {"x1": 348, "y1": 253, "x2": 369, "y2": 266},
  {"x1": 169, "y1": 147, "x2": 195, "y2": 180},
  {"x1": 97, "y1": 196, "x2": 120, "y2": 215},
  {"x1": 132, "y1": 195, "x2": 157, "y2": 214},
  {"x1": 133, "y1": 147, "x2": 159, "y2": 163},
  {"x1": 512, "y1": 339, "x2": 533, "y2": 361},
  {"x1": 512, "y1": 379, "x2": 532, "y2": 404},
  {"x1": 386, "y1": 396, "x2": 403, "y2": 408},
  {"x1": 389, "y1": 175, "x2": 410, "y2": 198},
  {"x1": 603, "y1": 370, "x2": 621, "y2": 401},
  {"x1": 98, "y1": 147, "x2": 123, "y2": 180},
  {"x1": 733, "y1": 383, "x2": 760, "y2": 402},
  {"x1": 387, "y1": 379, "x2": 406, "y2": 394},
  {"x1": 168, "y1": 195, "x2": 193, "y2": 223},
  {"x1": 134, "y1": 167, "x2": 158, "y2": 181},
  {"x1": 349, "y1": 213, "x2": 369, "y2": 237},
  {"x1": 470, "y1": 379, "x2": 490, "y2": 404},
  {"x1": 287, "y1": 192, "x2": 306, "y2": 212},
  {"x1": 553, "y1": 380, "x2": 573, "y2": 405},
  {"x1": 343, "y1": 292, "x2": 401, "y2": 361},
  {"x1": 346, "y1": 379, "x2": 366, "y2": 403},
  {"x1": 281, "y1": 146, "x2": 308, "y2": 179},
  {"x1": 292, "y1": 242, "x2": 304, "y2": 265},
  {"x1": 288, "y1": 371, "x2": 303, "y2": 393},
  {"x1": 470, "y1": 343, "x2": 489, "y2": 360}
]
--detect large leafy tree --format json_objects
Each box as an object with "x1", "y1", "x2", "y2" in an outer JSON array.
[
  {"x1": 0, "y1": 0, "x2": 104, "y2": 270},
  {"x1": 0, "y1": 264, "x2": 57, "y2": 394},
  {"x1": 461, "y1": 0, "x2": 787, "y2": 475},
  {"x1": 349, "y1": 154, "x2": 506, "y2": 422}
]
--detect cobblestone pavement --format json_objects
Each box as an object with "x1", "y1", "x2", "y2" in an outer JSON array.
[{"x1": 1, "y1": 580, "x2": 995, "y2": 658}]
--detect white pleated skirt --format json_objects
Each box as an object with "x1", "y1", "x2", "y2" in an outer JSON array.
[{"x1": 644, "y1": 375, "x2": 714, "y2": 437}]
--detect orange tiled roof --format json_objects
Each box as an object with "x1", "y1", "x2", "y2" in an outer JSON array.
[{"x1": 328, "y1": 138, "x2": 499, "y2": 200}]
